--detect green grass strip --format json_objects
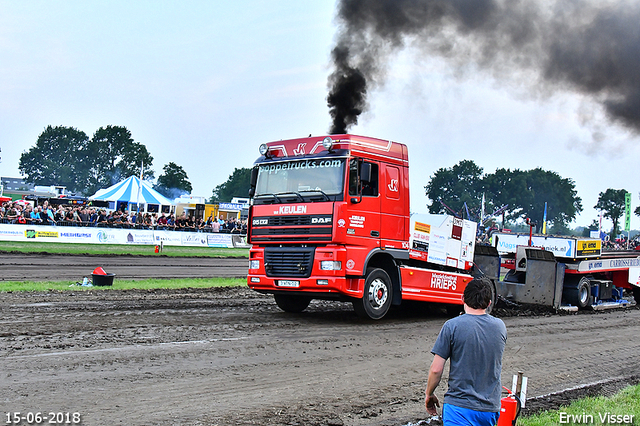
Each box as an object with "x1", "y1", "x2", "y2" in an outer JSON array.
[
  {"x1": 0, "y1": 277, "x2": 246, "y2": 292},
  {"x1": 0, "y1": 241, "x2": 249, "y2": 257},
  {"x1": 518, "y1": 384, "x2": 640, "y2": 425}
]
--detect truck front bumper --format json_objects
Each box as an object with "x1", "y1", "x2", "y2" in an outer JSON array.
[{"x1": 247, "y1": 274, "x2": 363, "y2": 299}]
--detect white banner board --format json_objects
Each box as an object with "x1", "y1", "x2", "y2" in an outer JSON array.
[{"x1": 0, "y1": 224, "x2": 246, "y2": 248}]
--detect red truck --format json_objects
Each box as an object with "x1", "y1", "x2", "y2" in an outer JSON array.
[{"x1": 246, "y1": 134, "x2": 495, "y2": 319}]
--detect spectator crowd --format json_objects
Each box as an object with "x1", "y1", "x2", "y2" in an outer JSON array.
[
  {"x1": 604, "y1": 234, "x2": 640, "y2": 251},
  {"x1": 0, "y1": 201, "x2": 247, "y2": 234}
]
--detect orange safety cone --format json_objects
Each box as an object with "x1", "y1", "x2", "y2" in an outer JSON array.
[{"x1": 93, "y1": 267, "x2": 107, "y2": 276}]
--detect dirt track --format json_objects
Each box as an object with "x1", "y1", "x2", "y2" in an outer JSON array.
[{"x1": 1, "y1": 255, "x2": 640, "y2": 425}]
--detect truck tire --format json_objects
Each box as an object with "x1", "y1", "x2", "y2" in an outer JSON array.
[
  {"x1": 632, "y1": 286, "x2": 640, "y2": 305},
  {"x1": 445, "y1": 304, "x2": 463, "y2": 317},
  {"x1": 274, "y1": 294, "x2": 311, "y2": 313},
  {"x1": 564, "y1": 277, "x2": 592, "y2": 309},
  {"x1": 353, "y1": 268, "x2": 393, "y2": 320}
]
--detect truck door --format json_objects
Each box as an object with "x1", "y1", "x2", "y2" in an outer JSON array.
[
  {"x1": 347, "y1": 158, "x2": 381, "y2": 246},
  {"x1": 380, "y1": 163, "x2": 406, "y2": 246}
]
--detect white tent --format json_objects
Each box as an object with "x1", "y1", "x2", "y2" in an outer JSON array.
[{"x1": 89, "y1": 176, "x2": 175, "y2": 213}]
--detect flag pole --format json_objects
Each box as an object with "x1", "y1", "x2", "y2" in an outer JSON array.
[{"x1": 136, "y1": 161, "x2": 143, "y2": 213}]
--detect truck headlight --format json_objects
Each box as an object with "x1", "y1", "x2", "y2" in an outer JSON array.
[
  {"x1": 320, "y1": 261, "x2": 341, "y2": 271},
  {"x1": 250, "y1": 260, "x2": 260, "y2": 270},
  {"x1": 322, "y1": 137, "x2": 334, "y2": 150}
]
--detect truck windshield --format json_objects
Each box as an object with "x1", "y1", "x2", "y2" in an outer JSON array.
[{"x1": 254, "y1": 158, "x2": 346, "y2": 203}]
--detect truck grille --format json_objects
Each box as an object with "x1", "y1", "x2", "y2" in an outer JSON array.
[
  {"x1": 251, "y1": 214, "x2": 333, "y2": 242},
  {"x1": 264, "y1": 247, "x2": 315, "y2": 278},
  {"x1": 268, "y1": 216, "x2": 311, "y2": 226}
]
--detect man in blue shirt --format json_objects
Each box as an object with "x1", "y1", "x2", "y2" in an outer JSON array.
[{"x1": 425, "y1": 278, "x2": 507, "y2": 425}]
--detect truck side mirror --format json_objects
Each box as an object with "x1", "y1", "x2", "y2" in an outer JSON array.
[
  {"x1": 360, "y1": 162, "x2": 372, "y2": 183},
  {"x1": 248, "y1": 167, "x2": 259, "y2": 198}
]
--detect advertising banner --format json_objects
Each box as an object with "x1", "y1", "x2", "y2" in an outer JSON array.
[
  {"x1": 576, "y1": 239, "x2": 601, "y2": 257},
  {"x1": 0, "y1": 224, "x2": 247, "y2": 249},
  {"x1": 181, "y1": 233, "x2": 209, "y2": 246},
  {"x1": 207, "y1": 234, "x2": 234, "y2": 248},
  {"x1": 409, "y1": 214, "x2": 476, "y2": 269},
  {"x1": 625, "y1": 192, "x2": 631, "y2": 232},
  {"x1": 153, "y1": 230, "x2": 183, "y2": 246},
  {"x1": 494, "y1": 233, "x2": 575, "y2": 257}
]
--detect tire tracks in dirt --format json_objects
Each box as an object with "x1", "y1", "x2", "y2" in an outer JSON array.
[{"x1": 1, "y1": 273, "x2": 640, "y2": 425}]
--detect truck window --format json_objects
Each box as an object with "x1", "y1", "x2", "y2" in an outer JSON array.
[
  {"x1": 348, "y1": 159, "x2": 359, "y2": 196},
  {"x1": 348, "y1": 159, "x2": 379, "y2": 197},
  {"x1": 254, "y1": 158, "x2": 346, "y2": 200}
]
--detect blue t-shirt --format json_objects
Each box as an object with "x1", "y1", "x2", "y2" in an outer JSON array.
[{"x1": 431, "y1": 313, "x2": 507, "y2": 412}]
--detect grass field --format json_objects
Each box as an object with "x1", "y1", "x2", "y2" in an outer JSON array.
[
  {"x1": 0, "y1": 241, "x2": 248, "y2": 292},
  {"x1": 0, "y1": 241, "x2": 249, "y2": 257},
  {"x1": 518, "y1": 384, "x2": 640, "y2": 425}
]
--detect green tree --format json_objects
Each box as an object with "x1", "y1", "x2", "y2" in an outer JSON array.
[
  {"x1": 20, "y1": 125, "x2": 154, "y2": 196},
  {"x1": 425, "y1": 160, "x2": 484, "y2": 216},
  {"x1": 425, "y1": 163, "x2": 582, "y2": 229},
  {"x1": 87, "y1": 125, "x2": 154, "y2": 195},
  {"x1": 211, "y1": 167, "x2": 252, "y2": 203},
  {"x1": 482, "y1": 168, "x2": 528, "y2": 221},
  {"x1": 519, "y1": 168, "x2": 582, "y2": 228},
  {"x1": 154, "y1": 162, "x2": 192, "y2": 199},
  {"x1": 483, "y1": 168, "x2": 581, "y2": 227},
  {"x1": 19, "y1": 125, "x2": 91, "y2": 193},
  {"x1": 595, "y1": 188, "x2": 628, "y2": 238}
]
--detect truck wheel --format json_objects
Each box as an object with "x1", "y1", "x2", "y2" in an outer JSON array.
[
  {"x1": 446, "y1": 304, "x2": 463, "y2": 317},
  {"x1": 565, "y1": 277, "x2": 592, "y2": 309},
  {"x1": 353, "y1": 268, "x2": 393, "y2": 320},
  {"x1": 274, "y1": 294, "x2": 311, "y2": 313}
]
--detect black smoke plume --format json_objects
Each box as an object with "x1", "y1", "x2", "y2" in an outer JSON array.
[{"x1": 327, "y1": 0, "x2": 640, "y2": 135}]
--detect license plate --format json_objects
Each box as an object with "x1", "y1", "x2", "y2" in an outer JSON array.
[{"x1": 277, "y1": 280, "x2": 300, "y2": 287}]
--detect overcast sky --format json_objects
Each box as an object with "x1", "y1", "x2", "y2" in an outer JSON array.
[{"x1": 1, "y1": 1, "x2": 639, "y2": 230}]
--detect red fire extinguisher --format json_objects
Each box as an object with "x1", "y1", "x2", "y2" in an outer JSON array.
[{"x1": 497, "y1": 386, "x2": 521, "y2": 426}]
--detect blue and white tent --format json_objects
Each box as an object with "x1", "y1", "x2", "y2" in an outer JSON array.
[{"x1": 89, "y1": 176, "x2": 175, "y2": 213}]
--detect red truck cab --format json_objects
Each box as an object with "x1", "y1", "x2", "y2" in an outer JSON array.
[
  {"x1": 247, "y1": 134, "x2": 410, "y2": 318},
  {"x1": 247, "y1": 134, "x2": 484, "y2": 319}
]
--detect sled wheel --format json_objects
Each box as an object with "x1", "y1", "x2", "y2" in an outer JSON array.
[
  {"x1": 632, "y1": 286, "x2": 640, "y2": 305},
  {"x1": 565, "y1": 277, "x2": 592, "y2": 309}
]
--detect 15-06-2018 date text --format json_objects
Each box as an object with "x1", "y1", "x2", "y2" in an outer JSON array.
[{"x1": 5, "y1": 412, "x2": 81, "y2": 425}]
